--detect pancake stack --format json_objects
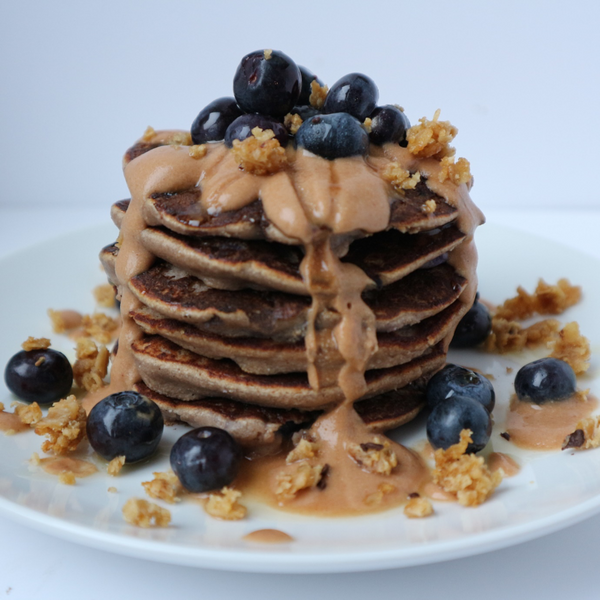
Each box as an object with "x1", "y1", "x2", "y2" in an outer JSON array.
[{"x1": 99, "y1": 133, "x2": 478, "y2": 450}]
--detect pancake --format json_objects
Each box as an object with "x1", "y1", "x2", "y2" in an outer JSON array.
[
  {"x1": 130, "y1": 300, "x2": 463, "y2": 375},
  {"x1": 131, "y1": 335, "x2": 446, "y2": 410}
]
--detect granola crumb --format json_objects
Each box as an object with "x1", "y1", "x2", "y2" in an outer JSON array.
[
  {"x1": 275, "y1": 462, "x2": 324, "y2": 500},
  {"x1": 364, "y1": 482, "x2": 396, "y2": 506},
  {"x1": 93, "y1": 284, "x2": 116, "y2": 308},
  {"x1": 284, "y1": 112, "x2": 303, "y2": 135},
  {"x1": 382, "y1": 162, "x2": 421, "y2": 191},
  {"x1": 348, "y1": 438, "x2": 398, "y2": 475},
  {"x1": 34, "y1": 395, "x2": 86, "y2": 455},
  {"x1": 74, "y1": 312, "x2": 119, "y2": 344},
  {"x1": 422, "y1": 199, "x2": 437, "y2": 214},
  {"x1": 550, "y1": 321, "x2": 590, "y2": 374},
  {"x1": 142, "y1": 126, "x2": 156, "y2": 142},
  {"x1": 204, "y1": 486, "x2": 247, "y2": 520},
  {"x1": 495, "y1": 279, "x2": 581, "y2": 321},
  {"x1": 433, "y1": 429, "x2": 502, "y2": 506},
  {"x1": 189, "y1": 144, "x2": 207, "y2": 160},
  {"x1": 107, "y1": 455, "x2": 126, "y2": 476},
  {"x1": 309, "y1": 80, "x2": 328, "y2": 109},
  {"x1": 231, "y1": 127, "x2": 288, "y2": 175},
  {"x1": 404, "y1": 494, "x2": 434, "y2": 518},
  {"x1": 48, "y1": 308, "x2": 83, "y2": 333},
  {"x1": 263, "y1": 49, "x2": 272, "y2": 60},
  {"x1": 58, "y1": 472, "x2": 76, "y2": 485},
  {"x1": 14, "y1": 402, "x2": 42, "y2": 426},
  {"x1": 363, "y1": 117, "x2": 373, "y2": 133},
  {"x1": 73, "y1": 338, "x2": 109, "y2": 393},
  {"x1": 506, "y1": 367, "x2": 514, "y2": 374},
  {"x1": 108, "y1": 486, "x2": 118, "y2": 493},
  {"x1": 21, "y1": 337, "x2": 51, "y2": 352},
  {"x1": 485, "y1": 317, "x2": 561, "y2": 353},
  {"x1": 122, "y1": 498, "x2": 171, "y2": 528},
  {"x1": 438, "y1": 155, "x2": 471, "y2": 185},
  {"x1": 142, "y1": 471, "x2": 182, "y2": 504},
  {"x1": 30, "y1": 452, "x2": 41, "y2": 466},
  {"x1": 407, "y1": 109, "x2": 457, "y2": 160},
  {"x1": 168, "y1": 131, "x2": 192, "y2": 147},
  {"x1": 286, "y1": 438, "x2": 319, "y2": 464},
  {"x1": 563, "y1": 415, "x2": 600, "y2": 450}
]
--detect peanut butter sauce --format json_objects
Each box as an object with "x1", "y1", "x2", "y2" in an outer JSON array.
[
  {"x1": 89, "y1": 129, "x2": 484, "y2": 515},
  {"x1": 487, "y1": 452, "x2": 520, "y2": 477},
  {"x1": 40, "y1": 456, "x2": 98, "y2": 477},
  {"x1": 243, "y1": 529, "x2": 294, "y2": 544},
  {"x1": 506, "y1": 394, "x2": 598, "y2": 450}
]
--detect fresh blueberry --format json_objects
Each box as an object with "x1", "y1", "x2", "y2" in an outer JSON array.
[
  {"x1": 86, "y1": 391, "x2": 164, "y2": 463},
  {"x1": 322, "y1": 73, "x2": 379, "y2": 121},
  {"x1": 426, "y1": 364, "x2": 495, "y2": 413},
  {"x1": 191, "y1": 97, "x2": 243, "y2": 144},
  {"x1": 291, "y1": 105, "x2": 320, "y2": 122},
  {"x1": 368, "y1": 105, "x2": 410, "y2": 146},
  {"x1": 427, "y1": 395, "x2": 492, "y2": 453},
  {"x1": 170, "y1": 427, "x2": 242, "y2": 493},
  {"x1": 233, "y1": 49, "x2": 301, "y2": 118},
  {"x1": 450, "y1": 299, "x2": 492, "y2": 348},
  {"x1": 4, "y1": 348, "x2": 72, "y2": 405},
  {"x1": 224, "y1": 114, "x2": 288, "y2": 147},
  {"x1": 514, "y1": 357, "x2": 576, "y2": 404},
  {"x1": 295, "y1": 113, "x2": 369, "y2": 160},
  {"x1": 297, "y1": 65, "x2": 323, "y2": 106}
]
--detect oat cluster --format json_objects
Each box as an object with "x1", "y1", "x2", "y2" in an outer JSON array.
[
  {"x1": 284, "y1": 112, "x2": 303, "y2": 135},
  {"x1": 142, "y1": 471, "x2": 183, "y2": 503},
  {"x1": 275, "y1": 462, "x2": 324, "y2": 500},
  {"x1": 286, "y1": 438, "x2": 319, "y2": 463},
  {"x1": 48, "y1": 309, "x2": 83, "y2": 333},
  {"x1": 93, "y1": 284, "x2": 116, "y2": 308},
  {"x1": 107, "y1": 455, "x2": 126, "y2": 476},
  {"x1": 34, "y1": 395, "x2": 87, "y2": 455},
  {"x1": 438, "y1": 156, "x2": 471, "y2": 185},
  {"x1": 204, "y1": 487, "x2": 247, "y2": 520},
  {"x1": 433, "y1": 430, "x2": 502, "y2": 507},
  {"x1": 422, "y1": 199, "x2": 437, "y2": 214},
  {"x1": 14, "y1": 402, "x2": 43, "y2": 426},
  {"x1": 77, "y1": 312, "x2": 120, "y2": 344},
  {"x1": 407, "y1": 109, "x2": 457, "y2": 160},
  {"x1": 142, "y1": 126, "x2": 156, "y2": 142},
  {"x1": 189, "y1": 144, "x2": 208, "y2": 160},
  {"x1": 404, "y1": 494, "x2": 434, "y2": 518},
  {"x1": 364, "y1": 482, "x2": 396, "y2": 507},
  {"x1": 231, "y1": 127, "x2": 288, "y2": 175},
  {"x1": 21, "y1": 337, "x2": 51, "y2": 352},
  {"x1": 122, "y1": 498, "x2": 171, "y2": 528},
  {"x1": 73, "y1": 338, "x2": 110, "y2": 392},
  {"x1": 382, "y1": 162, "x2": 421, "y2": 191},
  {"x1": 348, "y1": 438, "x2": 398, "y2": 476},
  {"x1": 309, "y1": 80, "x2": 328, "y2": 109}
]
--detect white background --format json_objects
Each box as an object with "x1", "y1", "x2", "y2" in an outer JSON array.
[
  {"x1": 1, "y1": 0, "x2": 599, "y2": 212},
  {"x1": 2, "y1": 1, "x2": 600, "y2": 598}
]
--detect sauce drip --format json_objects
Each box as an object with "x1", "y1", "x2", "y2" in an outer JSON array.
[{"x1": 243, "y1": 529, "x2": 294, "y2": 544}]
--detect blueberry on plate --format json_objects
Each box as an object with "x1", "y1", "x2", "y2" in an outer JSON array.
[
  {"x1": 450, "y1": 298, "x2": 492, "y2": 348},
  {"x1": 514, "y1": 357, "x2": 576, "y2": 404},
  {"x1": 322, "y1": 73, "x2": 379, "y2": 121},
  {"x1": 4, "y1": 348, "x2": 72, "y2": 405},
  {"x1": 191, "y1": 97, "x2": 243, "y2": 144},
  {"x1": 233, "y1": 49, "x2": 301, "y2": 118},
  {"x1": 224, "y1": 114, "x2": 288, "y2": 147},
  {"x1": 291, "y1": 105, "x2": 320, "y2": 122},
  {"x1": 368, "y1": 105, "x2": 410, "y2": 146},
  {"x1": 427, "y1": 395, "x2": 492, "y2": 453},
  {"x1": 295, "y1": 113, "x2": 369, "y2": 160},
  {"x1": 297, "y1": 65, "x2": 323, "y2": 106},
  {"x1": 426, "y1": 364, "x2": 495, "y2": 413},
  {"x1": 86, "y1": 391, "x2": 164, "y2": 463},
  {"x1": 170, "y1": 427, "x2": 242, "y2": 493}
]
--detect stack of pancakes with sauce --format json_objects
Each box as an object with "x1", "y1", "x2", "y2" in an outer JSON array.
[{"x1": 98, "y1": 129, "x2": 483, "y2": 455}]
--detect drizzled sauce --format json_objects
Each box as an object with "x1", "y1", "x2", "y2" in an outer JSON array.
[
  {"x1": 89, "y1": 130, "x2": 483, "y2": 514},
  {"x1": 243, "y1": 529, "x2": 294, "y2": 544}
]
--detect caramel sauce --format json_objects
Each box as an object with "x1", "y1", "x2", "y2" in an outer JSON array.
[
  {"x1": 87, "y1": 130, "x2": 484, "y2": 516},
  {"x1": 40, "y1": 457, "x2": 98, "y2": 477},
  {"x1": 243, "y1": 529, "x2": 294, "y2": 544},
  {"x1": 506, "y1": 394, "x2": 598, "y2": 450},
  {"x1": 487, "y1": 452, "x2": 520, "y2": 477},
  {"x1": 0, "y1": 412, "x2": 29, "y2": 434}
]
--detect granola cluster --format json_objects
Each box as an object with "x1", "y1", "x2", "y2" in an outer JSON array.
[
  {"x1": 232, "y1": 127, "x2": 288, "y2": 175},
  {"x1": 284, "y1": 112, "x2": 303, "y2": 135},
  {"x1": 382, "y1": 162, "x2": 421, "y2": 191},
  {"x1": 433, "y1": 430, "x2": 502, "y2": 507},
  {"x1": 21, "y1": 337, "x2": 51, "y2": 352},
  {"x1": 309, "y1": 81, "x2": 328, "y2": 109},
  {"x1": 93, "y1": 284, "x2": 116, "y2": 308},
  {"x1": 407, "y1": 109, "x2": 457, "y2": 160},
  {"x1": 404, "y1": 493, "x2": 434, "y2": 518},
  {"x1": 34, "y1": 395, "x2": 87, "y2": 455},
  {"x1": 122, "y1": 498, "x2": 171, "y2": 528},
  {"x1": 348, "y1": 438, "x2": 398, "y2": 476},
  {"x1": 204, "y1": 487, "x2": 247, "y2": 520},
  {"x1": 73, "y1": 338, "x2": 109, "y2": 392},
  {"x1": 142, "y1": 471, "x2": 183, "y2": 504},
  {"x1": 275, "y1": 462, "x2": 324, "y2": 500}
]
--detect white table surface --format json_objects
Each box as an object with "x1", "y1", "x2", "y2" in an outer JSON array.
[{"x1": 0, "y1": 206, "x2": 599, "y2": 600}]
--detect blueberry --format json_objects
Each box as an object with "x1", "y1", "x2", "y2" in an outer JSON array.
[
  {"x1": 4, "y1": 348, "x2": 72, "y2": 405},
  {"x1": 170, "y1": 427, "x2": 242, "y2": 493},
  {"x1": 191, "y1": 97, "x2": 243, "y2": 144},
  {"x1": 295, "y1": 113, "x2": 369, "y2": 160},
  {"x1": 427, "y1": 395, "x2": 492, "y2": 453},
  {"x1": 368, "y1": 105, "x2": 410, "y2": 146},
  {"x1": 322, "y1": 73, "x2": 379, "y2": 121},
  {"x1": 297, "y1": 65, "x2": 323, "y2": 106},
  {"x1": 86, "y1": 391, "x2": 163, "y2": 463},
  {"x1": 514, "y1": 358, "x2": 576, "y2": 404},
  {"x1": 233, "y1": 49, "x2": 301, "y2": 118},
  {"x1": 450, "y1": 299, "x2": 492, "y2": 348},
  {"x1": 291, "y1": 105, "x2": 320, "y2": 122},
  {"x1": 426, "y1": 364, "x2": 495, "y2": 413},
  {"x1": 224, "y1": 114, "x2": 288, "y2": 148}
]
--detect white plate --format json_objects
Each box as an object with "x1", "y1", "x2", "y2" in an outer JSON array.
[{"x1": 0, "y1": 223, "x2": 599, "y2": 574}]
